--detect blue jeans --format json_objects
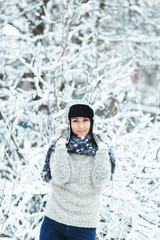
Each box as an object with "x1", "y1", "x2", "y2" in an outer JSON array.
[{"x1": 39, "y1": 216, "x2": 96, "y2": 240}]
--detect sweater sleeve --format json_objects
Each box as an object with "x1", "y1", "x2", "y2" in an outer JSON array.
[
  {"x1": 50, "y1": 139, "x2": 70, "y2": 185},
  {"x1": 92, "y1": 142, "x2": 111, "y2": 187}
]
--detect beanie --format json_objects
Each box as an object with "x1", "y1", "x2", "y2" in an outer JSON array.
[{"x1": 68, "y1": 104, "x2": 94, "y2": 120}]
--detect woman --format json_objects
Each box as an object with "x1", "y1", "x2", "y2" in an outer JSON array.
[{"x1": 40, "y1": 103, "x2": 115, "y2": 240}]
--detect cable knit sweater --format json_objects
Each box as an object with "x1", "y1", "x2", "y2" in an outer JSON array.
[{"x1": 45, "y1": 139, "x2": 111, "y2": 228}]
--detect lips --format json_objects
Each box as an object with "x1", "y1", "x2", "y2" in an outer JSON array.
[{"x1": 77, "y1": 130, "x2": 87, "y2": 136}]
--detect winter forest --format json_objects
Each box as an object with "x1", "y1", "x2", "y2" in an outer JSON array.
[{"x1": 0, "y1": 0, "x2": 160, "y2": 239}]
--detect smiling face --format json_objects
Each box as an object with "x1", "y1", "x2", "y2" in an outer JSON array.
[{"x1": 70, "y1": 117, "x2": 91, "y2": 138}]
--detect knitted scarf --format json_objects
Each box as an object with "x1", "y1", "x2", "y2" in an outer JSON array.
[{"x1": 67, "y1": 134, "x2": 98, "y2": 155}]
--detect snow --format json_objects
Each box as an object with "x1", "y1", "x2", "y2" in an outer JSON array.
[
  {"x1": 0, "y1": 0, "x2": 160, "y2": 239},
  {"x1": 2, "y1": 24, "x2": 20, "y2": 37}
]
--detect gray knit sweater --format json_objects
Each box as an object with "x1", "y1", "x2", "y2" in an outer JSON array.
[{"x1": 45, "y1": 139, "x2": 111, "y2": 228}]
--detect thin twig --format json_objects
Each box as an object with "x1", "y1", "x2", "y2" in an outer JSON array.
[
  {"x1": 53, "y1": 71, "x2": 59, "y2": 112},
  {"x1": 0, "y1": 99, "x2": 17, "y2": 208}
]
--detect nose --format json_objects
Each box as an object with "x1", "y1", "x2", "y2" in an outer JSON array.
[{"x1": 79, "y1": 122, "x2": 84, "y2": 129}]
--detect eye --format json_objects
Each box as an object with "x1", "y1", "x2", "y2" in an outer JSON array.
[
  {"x1": 84, "y1": 118, "x2": 89, "y2": 122},
  {"x1": 73, "y1": 119, "x2": 78, "y2": 123}
]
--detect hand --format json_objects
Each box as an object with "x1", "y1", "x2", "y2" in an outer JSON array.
[
  {"x1": 56, "y1": 138, "x2": 66, "y2": 147},
  {"x1": 98, "y1": 142, "x2": 108, "y2": 152}
]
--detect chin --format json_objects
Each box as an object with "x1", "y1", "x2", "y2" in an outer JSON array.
[{"x1": 78, "y1": 133, "x2": 87, "y2": 138}]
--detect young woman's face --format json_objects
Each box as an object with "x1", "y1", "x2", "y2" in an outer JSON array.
[{"x1": 70, "y1": 117, "x2": 91, "y2": 138}]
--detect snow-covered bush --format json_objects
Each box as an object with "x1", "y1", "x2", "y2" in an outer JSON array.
[{"x1": 0, "y1": 0, "x2": 160, "y2": 239}]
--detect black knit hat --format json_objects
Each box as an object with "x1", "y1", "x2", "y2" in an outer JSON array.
[{"x1": 68, "y1": 104, "x2": 94, "y2": 120}]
